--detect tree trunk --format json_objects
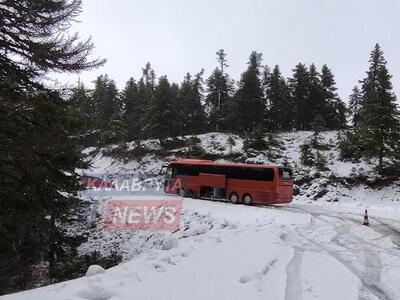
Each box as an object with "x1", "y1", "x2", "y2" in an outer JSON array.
[
  {"x1": 378, "y1": 127, "x2": 384, "y2": 174},
  {"x1": 378, "y1": 146, "x2": 383, "y2": 174}
]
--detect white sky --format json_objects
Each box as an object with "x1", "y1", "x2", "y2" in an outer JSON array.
[{"x1": 55, "y1": 0, "x2": 400, "y2": 101}]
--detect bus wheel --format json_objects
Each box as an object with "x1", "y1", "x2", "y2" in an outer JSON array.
[
  {"x1": 243, "y1": 194, "x2": 253, "y2": 205},
  {"x1": 185, "y1": 189, "x2": 193, "y2": 198},
  {"x1": 229, "y1": 192, "x2": 239, "y2": 204},
  {"x1": 177, "y1": 188, "x2": 185, "y2": 197}
]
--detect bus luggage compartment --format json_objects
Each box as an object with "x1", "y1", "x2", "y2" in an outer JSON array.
[{"x1": 198, "y1": 173, "x2": 226, "y2": 188}]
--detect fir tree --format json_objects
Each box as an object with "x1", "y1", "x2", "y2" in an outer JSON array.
[
  {"x1": 0, "y1": 0, "x2": 104, "y2": 291},
  {"x1": 205, "y1": 49, "x2": 233, "y2": 132},
  {"x1": 231, "y1": 51, "x2": 265, "y2": 133},
  {"x1": 92, "y1": 74, "x2": 120, "y2": 135},
  {"x1": 188, "y1": 70, "x2": 206, "y2": 134},
  {"x1": 187, "y1": 136, "x2": 205, "y2": 156},
  {"x1": 138, "y1": 63, "x2": 156, "y2": 139},
  {"x1": 338, "y1": 130, "x2": 364, "y2": 161},
  {"x1": 315, "y1": 151, "x2": 328, "y2": 171},
  {"x1": 243, "y1": 124, "x2": 268, "y2": 151},
  {"x1": 311, "y1": 114, "x2": 326, "y2": 149},
  {"x1": 178, "y1": 73, "x2": 193, "y2": 135},
  {"x1": 357, "y1": 44, "x2": 400, "y2": 173},
  {"x1": 300, "y1": 143, "x2": 315, "y2": 166},
  {"x1": 178, "y1": 71, "x2": 205, "y2": 135},
  {"x1": 121, "y1": 78, "x2": 143, "y2": 141},
  {"x1": 102, "y1": 113, "x2": 128, "y2": 145},
  {"x1": 289, "y1": 63, "x2": 310, "y2": 130},
  {"x1": 169, "y1": 82, "x2": 180, "y2": 137},
  {"x1": 308, "y1": 63, "x2": 324, "y2": 123},
  {"x1": 216, "y1": 49, "x2": 228, "y2": 73},
  {"x1": 265, "y1": 65, "x2": 293, "y2": 131},
  {"x1": 0, "y1": 0, "x2": 104, "y2": 87},
  {"x1": 68, "y1": 82, "x2": 99, "y2": 146},
  {"x1": 320, "y1": 64, "x2": 347, "y2": 129},
  {"x1": 348, "y1": 86, "x2": 362, "y2": 127},
  {"x1": 145, "y1": 76, "x2": 178, "y2": 142},
  {"x1": 68, "y1": 82, "x2": 95, "y2": 133}
]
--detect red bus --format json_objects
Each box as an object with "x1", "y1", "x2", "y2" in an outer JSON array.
[{"x1": 161, "y1": 159, "x2": 293, "y2": 205}]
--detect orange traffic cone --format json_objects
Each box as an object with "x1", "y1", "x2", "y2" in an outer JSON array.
[{"x1": 363, "y1": 209, "x2": 369, "y2": 226}]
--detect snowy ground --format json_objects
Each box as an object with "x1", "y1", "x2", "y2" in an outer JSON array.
[
  {"x1": 3, "y1": 194, "x2": 400, "y2": 300},
  {"x1": 3, "y1": 131, "x2": 400, "y2": 299}
]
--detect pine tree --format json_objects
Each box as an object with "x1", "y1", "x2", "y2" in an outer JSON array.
[
  {"x1": 68, "y1": 82, "x2": 95, "y2": 132},
  {"x1": 68, "y1": 82, "x2": 98, "y2": 146},
  {"x1": 320, "y1": 64, "x2": 347, "y2": 129},
  {"x1": 142, "y1": 62, "x2": 156, "y2": 87},
  {"x1": 348, "y1": 86, "x2": 362, "y2": 127},
  {"x1": 138, "y1": 63, "x2": 156, "y2": 139},
  {"x1": 300, "y1": 142, "x2": 315, "y2": 166},
  {"x1": 205, "y1": 68, "x2": 235, "y2": 132},
  {"x1": 289, "y1": 63, "x2": 310, "y2": 130},
  {"x1": 243, "y1": 124, "x2": 268, "y2": 151},
  {"x1": 315, "y1": 151, "x2": 328, "y2": 171},
  {"x1": 216, "y1": 49, "x2": 228, "y2": 73},
  {"x1": 169, "y1": 82, "x2": 180, "y2": 137},
  {"x1": 311, "y1": 114, "x2": 326, "y2": 149},
  {"x1": 338, "y1": 130, "x2": 364, "y2": 161},
  {"x1": 102, "y1": 113, "x2": 128, "y2": 145},
  {"x1": 121, "y1": 78, "x2": 143, "y2": 141},
  {"x1": 265, "y1": 65, "x2": 293, "y2": 131},
  {"x1": 92, "y1": 74, "x2": 120, "y2": 136},
  {"x1": 144, "y1": 76, "x2": 178, "y2": 142},
  {"x1": 308, "y1": 63, "x2": 324, "y2": 123},
  {"x1": 205, "y1": 49, "x2": 233, "y2": 132},
  {"x1": 188, "y1": 70, "x2": 206, "y2": 134},
  {"x1": 0, "y1": 0, "x2": 104, "y2": 291},
  {"x1": 0, "y1": 0, "x2": 104, "y2": 87},
  {"x1": 231, "y1": 51, "x2": 265, "y2": 133},
  {"x1": 357, "y1": 44, "x2": 400, "y2": 173},
  {"x1": 178, "y1": 73, "x2": 193, "y2": 136}
]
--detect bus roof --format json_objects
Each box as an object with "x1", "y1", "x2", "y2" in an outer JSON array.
[{"x1": 169, "y1": 159, "x2": 281, "y2": 169}]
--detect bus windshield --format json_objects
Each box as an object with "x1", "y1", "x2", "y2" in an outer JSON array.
[
  {"x1": 165, "y1": 166, "x2": 178, "y2": 180},
  {"x1": 279, "y1": 167, "x2": 293, "y2": 180}
]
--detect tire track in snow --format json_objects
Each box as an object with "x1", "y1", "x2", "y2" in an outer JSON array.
[
  {"x1": 284, "y1": 248, "x2": 303, "y2": 300},
  {"x1": 328, "y1": 220, "x2": 389, "y2": 300},
  {"x1": 275, "y1": 207, "x2": 394, "y2": 300},
  {"x1": 308, "y1": 215, "x2": 391, "y2": 300}
]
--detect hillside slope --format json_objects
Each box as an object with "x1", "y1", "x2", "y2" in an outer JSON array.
[
  {"x1": 3, "y1": 131, "x2": 400, "y2": 300},
  {"x1": 87, "y1": 130, "x2": 400, "y2": 204}
]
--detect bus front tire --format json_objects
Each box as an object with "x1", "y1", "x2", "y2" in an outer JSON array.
[
  {"x1": 229, "y1": 192, "x2": 239, "y2": 204},
  {"x1": 178, "y1": 188, "x2": 194, "y2": 198},
  {"x1": 186, "y1": 189, "x2": 193, "y2": 198},
  {"x1": 177, "y1": 188, "x2": 185, "y2": 197},
  {"x1": 243, "y1": 193, "x2": 252, "y2": 205}
]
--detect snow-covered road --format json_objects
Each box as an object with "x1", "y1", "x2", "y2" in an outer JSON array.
[
  {"x1": 3, "y1": 198, "x2": 400, "y2": 300},
  {"x1": 272, "y1": 203, "x2": 400, "y2": 300}
]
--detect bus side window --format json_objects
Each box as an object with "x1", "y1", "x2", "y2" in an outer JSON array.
[
  {"x1": 177, "y1": 164, "x2": 200, "y2": 176},
  {"x1": 262, "y1": 168, "x2": 275, "y2": 181}
]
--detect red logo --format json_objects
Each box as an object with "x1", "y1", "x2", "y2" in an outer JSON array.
[{"x1": 99, "y1": 198, "x2": 182, "y2": 230}]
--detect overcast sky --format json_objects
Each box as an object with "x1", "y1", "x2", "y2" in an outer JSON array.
[{"x1": 55, "y1": 0, "x2": 400, "y2": 101}]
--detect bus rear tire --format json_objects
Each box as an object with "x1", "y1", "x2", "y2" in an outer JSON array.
[
  {"x1": 243, "y1": 193, "x2": 252, "y2": 205},
  {"x1": 229, "y1": 192, "x2": 239, "y2": 204}
]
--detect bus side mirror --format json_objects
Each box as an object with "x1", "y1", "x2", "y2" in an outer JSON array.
[{"x1": 159, "y1": 166, "x2": 167, "y2": 175}]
